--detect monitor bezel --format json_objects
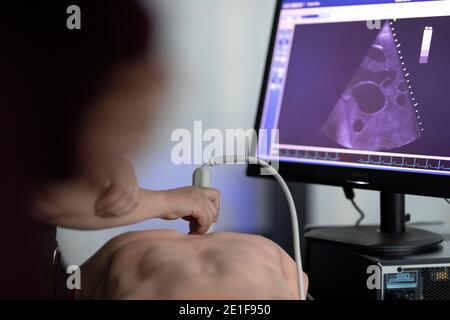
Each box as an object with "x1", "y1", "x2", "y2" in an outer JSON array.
[{"x1": 247, "y1": 0, "x2": 450, "y2": 198}]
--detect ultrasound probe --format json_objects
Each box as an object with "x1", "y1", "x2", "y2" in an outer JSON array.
[{"x1": 192, "y1": 155, "x2": 306, "y2": 300}]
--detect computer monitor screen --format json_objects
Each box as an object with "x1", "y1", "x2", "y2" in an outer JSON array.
[{"x1": 254, "y1": 0, "x2": 450, "y2": 195}]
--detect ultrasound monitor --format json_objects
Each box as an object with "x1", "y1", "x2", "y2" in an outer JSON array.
[{"x1": 250, "y1": 0, "x2": 450, "y2": 254}]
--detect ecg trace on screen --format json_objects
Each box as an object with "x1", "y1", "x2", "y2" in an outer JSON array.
[{"x1": 277, "y1": 148, "x2": 450, "y2": 174}]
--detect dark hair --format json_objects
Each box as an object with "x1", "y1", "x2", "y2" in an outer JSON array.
[{"x1": 4, "y1": 0, "x2": 152, "y2": 184}]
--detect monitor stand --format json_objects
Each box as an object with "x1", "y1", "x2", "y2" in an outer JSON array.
[{"x1": 305, "y1": 192, "x2": 444, "y2": 255}]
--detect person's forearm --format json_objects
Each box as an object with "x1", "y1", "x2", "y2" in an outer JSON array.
[
  {"x1": 60, "y1": 189, "x2": 168, "y2": 230},
  {"x1": 33, "y1": 182, "x2": 167, "y2": 230}
]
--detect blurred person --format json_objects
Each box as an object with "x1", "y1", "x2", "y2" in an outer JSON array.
[
  {"x1": 79, "y1": 230, "x2": 308, "y2": 300},
  {"x1": 2, "y1": 1, "x2": 307, "y2": 300},
  {"x1": 1, "y1": 0, "x2": 219, "y2": 298},
  {"x1": 18, "y1": 1, "x2": 219, "y2": 233}
]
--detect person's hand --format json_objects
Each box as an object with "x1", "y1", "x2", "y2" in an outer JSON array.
[
  {"x1": 93, "y1": 159, "x2": 140, "y2": 218},
  {"x1": 159, "y1": 187, "x2": 220, "y2": 235}
]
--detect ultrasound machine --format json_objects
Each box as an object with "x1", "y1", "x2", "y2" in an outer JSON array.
[{"x1": 249, "y1": 0, "x2": 450, "y2": 300}]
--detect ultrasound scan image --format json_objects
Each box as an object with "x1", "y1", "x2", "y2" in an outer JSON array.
[
  {"x1": 277, "y1": 17, "x2": 450, "y2": 158},
  {"x1": 321, "y1": 21, "x2": 422, "y2": 151}
]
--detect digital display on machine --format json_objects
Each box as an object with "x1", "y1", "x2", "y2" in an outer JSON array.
[
  {"x1": 386, "y1": 271, "x2": 418, "y2": 289},
  {"x1": 258, "y1": 0, "x2": 450, "y2": 176}
]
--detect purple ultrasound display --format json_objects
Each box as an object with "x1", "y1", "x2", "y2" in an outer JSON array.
[
  {"x1": 276, "y1": 17, "x2": 450, "y2": 170},
  {"x1": 321, "y1": 22, "x2": 422, "y2": 151}
]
